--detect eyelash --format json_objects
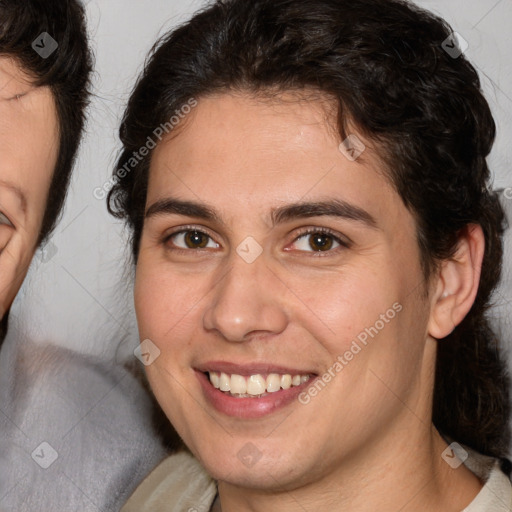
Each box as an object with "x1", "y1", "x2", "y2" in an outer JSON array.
[{"x1": 162, "y1": 225, "x2": 350, "y2": 257}]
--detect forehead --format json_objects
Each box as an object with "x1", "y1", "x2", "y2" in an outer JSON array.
[
  {"x1": 148, "y1": 92, "x2": 402, "y2": 226},
  {"x1": 0, "y1": 56, "x2": 57, "y2": 144},
  {"x1": 0, "y1": 57, "x2": 32, "y2": 96}
]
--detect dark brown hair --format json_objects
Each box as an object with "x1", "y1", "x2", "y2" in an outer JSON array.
[
  {"x1": 0, "y1": 0, "x2": 93, "y2": 244},
  {"x1": 108, "y1": 0, "x2": 510, "y2": 461}
]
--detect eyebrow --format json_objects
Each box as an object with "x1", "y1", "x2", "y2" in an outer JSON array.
[
  {"x1": 0, "y1": 179, "x2": 27, "y2": 213},
  {"x1": 145, "y1": 197, "x2": 378, "y2": 229}
]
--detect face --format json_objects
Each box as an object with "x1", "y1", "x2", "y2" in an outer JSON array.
[
  {"x1": 0, "y1": 57, "x2": 58, "y2": 318},
  {"x1": 135, "y1": 92, "x2": 437, "y2": 491}
]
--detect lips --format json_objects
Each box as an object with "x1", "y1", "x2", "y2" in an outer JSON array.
[{"x1": 195, "y1": 362, "x2": 318, "y2": 418}]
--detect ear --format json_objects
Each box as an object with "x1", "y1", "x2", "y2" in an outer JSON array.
[{"x1": 428, "y1": 224, "x2": 485, "y2": 339}]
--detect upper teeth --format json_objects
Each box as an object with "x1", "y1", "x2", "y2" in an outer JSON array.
[{"x1": 208, "y1": 372, "x2": 310, "y2": 396}]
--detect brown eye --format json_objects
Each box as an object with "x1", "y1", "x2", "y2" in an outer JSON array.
[
  {"x1": 292, "y1": 230, "x2": 344, "y2": 253},
  {"x1": 184, "y1": 230, "x2": 209, "y2": 248},
  {"x1": 308, "y1": 233, "x2": 334, "y2": 251},
  {"x1": 166, "y1": 229, "x2": 219, "y2": 250},
  {"x1": 293, "y1": 228, "x2": 351, "y2": 254}
]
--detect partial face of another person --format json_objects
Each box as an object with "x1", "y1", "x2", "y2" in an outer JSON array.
[
  {"x1": 134, "y1": 92, "x2": 444, "y2": 490},
  {"x1": 0, "y1": 57, "x2": 58, "y2": 318}
]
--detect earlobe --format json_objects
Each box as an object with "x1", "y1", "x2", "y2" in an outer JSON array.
[{"x1": 428, "y1": 224, "x2": 485, "y2": 340}]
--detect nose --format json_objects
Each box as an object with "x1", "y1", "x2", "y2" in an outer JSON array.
[{"x1": 202, "y1": 253, "x2": 288, "y2": 343}]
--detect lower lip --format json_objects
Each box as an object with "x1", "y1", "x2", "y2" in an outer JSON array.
[{"x1": 196, "y1": 371, "x2": 316, "y2": 419}]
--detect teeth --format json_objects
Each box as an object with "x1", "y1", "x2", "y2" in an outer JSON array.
[
  {"x1": 207, "y1": 371, "x2": 311, "y2": 396},
  {"x1": 280, "y1": 374, "x2": 292, "y2": 390},
  {"x1": 247, "y1": 375, "x2": 266, "y2": 395},
  {"x1": 210, "y1": 372, "x2": 220, "y2": 389},
  {"x1": 230, "y1": 374, "x2": 247, "y2": 394},
  {"x1": 266, "y1": 374, "x2": 281, "y2": 393},
  {"x1": 219, "y1": 372, "x2": 230, "y2": 391}
]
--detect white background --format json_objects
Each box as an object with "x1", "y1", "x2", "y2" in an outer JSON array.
[{"x1": 8, "y1": 0, "x2": 512, "y2": 359}]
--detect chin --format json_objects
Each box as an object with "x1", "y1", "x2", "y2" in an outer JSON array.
[{"x1": 191, "y1": 438, "x2": 310, "y2": 491}]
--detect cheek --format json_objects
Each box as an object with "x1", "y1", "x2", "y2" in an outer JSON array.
[
  {"x1": 300, "y1": 256, "x2": 426, "y2": 403},
  {"x1": 134, "y1": 263, "x2": 175, "y2": 340},
  {"x1": 284, "y1": 261, "x2": 401, "y2": 355},
  {"x1": 134, "y1": 258, "x2": 208, "y2": 350}
]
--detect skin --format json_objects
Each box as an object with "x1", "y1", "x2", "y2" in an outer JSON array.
[
  {"x1": 0, "y1": 57, "x2": 58, "y2": 318},
  {"x1": 135, "y1": 91, "x2": 485, "y2": 511}
]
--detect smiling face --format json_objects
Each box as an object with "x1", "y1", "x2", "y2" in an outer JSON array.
[
  {"x1": 0, "y1": 57, "x2": 58, "y2": 317},
  {"x1": 134, "y1": 91, "x2": 440, "y2": 492}
]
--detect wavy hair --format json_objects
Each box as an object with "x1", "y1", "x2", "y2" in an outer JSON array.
[{"x1": 108, "y1": 0, "x2": 510, "y2": 462}]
